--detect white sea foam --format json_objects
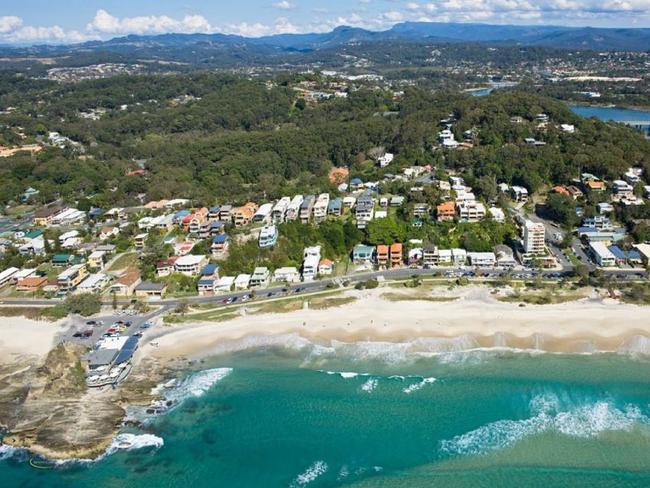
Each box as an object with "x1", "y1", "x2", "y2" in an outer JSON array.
[
  {"x1": 320, "y1": 370, "x2": 370, "y2": 379},
  {"x1": 618, "y1": 335, "x2": 650, "y2": 356},
  {"x1": 291, "y1": 460, "x2": 328, "y2": 487},
  {"x1": 0, "y1": 444, "x2": 21, "y2": 461},
  {"x1": 164, "y1": 367, "x2": 232, "y2": 403},
  {"x1": 361, "y1": 378, "x2": 378, "y2": 392},
  {"x1": 440, "y1": 393, "x2": 650, "y2": 456},
  {"x1": 105, "y1": 433, "x2": 164, "y2": 455},
  {"x1": 403, "y1": 377, "x2": 437, "y2": 394}
]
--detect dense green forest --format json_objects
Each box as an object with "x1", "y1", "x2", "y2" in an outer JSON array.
[{"x1": 1, "y1": 71, "x2": 649, "y2": 209}]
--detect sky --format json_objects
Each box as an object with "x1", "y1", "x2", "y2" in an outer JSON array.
[{"x1": 1, "y1": 0, "x2": 650, "y2": 45}]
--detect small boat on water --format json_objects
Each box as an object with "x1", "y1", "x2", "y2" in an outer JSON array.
[{"x1": 29, "y1": 458, "x2": 53, "y2": 470}]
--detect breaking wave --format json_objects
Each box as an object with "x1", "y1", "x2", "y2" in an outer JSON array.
[
  {"x1": 291, "y1": 460, "x2": 328, "y2": 487},
  {"x1": 320, "y1": 370, "x2": 369, "y2": 379},
  {"x1": 403, "y1": 377, "x2": 437, "y2": 394},
  {"x1": 361, "y1": 378, "x2": 378, "y2": 392},
  {"x1": 105, "y1": 433, "x2": 164, "y2": 456},
  {"x1": 440, "y1": 393, "x2": 650, "y2": 456},
  {"x1": 164, "y1": 367, "x2": 233, "y2": 404},
  {"x1": 0, "y1": 444, "x2": 24, "y2": 461},
  {"x1": 187, "y1": 331, "x2": 650, "y2": 368}
]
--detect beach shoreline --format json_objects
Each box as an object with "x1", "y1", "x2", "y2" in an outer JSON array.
[
  {"x1": 143, "y1": 287, "x2": 650, "y2": 361},
  {"x1": 3, "y1": 285, "x2": 650, "y2": 461}
]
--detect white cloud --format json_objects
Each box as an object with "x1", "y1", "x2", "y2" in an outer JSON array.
[
  {"x1": 86, "y1": 9, "x2": 214, "y2": 35},
  {"x1": 0, "y1": 16, "x2": 23, "y2": 34},
  {"x1": 272, "y1": 1, "x2": 294, "y2": 10},
  {"x1": 225, "y1": 17, "x2": 299, "y2": 37}
]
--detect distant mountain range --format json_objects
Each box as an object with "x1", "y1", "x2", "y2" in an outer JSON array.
[
  {"x1": 82, "y1": 22, "x2": 650, "y2": 52},
  {"x1": 2, "y1": 22, "x2": 649, "y2": 64}
]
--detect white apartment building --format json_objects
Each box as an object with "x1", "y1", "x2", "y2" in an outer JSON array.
[
  {"x1": 272, "y1": 197, "x2": 291, "y2": 224},
  {"x1": 302, "y1": 246, "x2": 321, "y2": 281},
  {"x1": 258, "y1": 225, "x2": 278, "y2": 248},
  {"x1": 273, "y1": 267, "x2": 301, "y2": 283},
  {"x1": 313, "y1": 193, "x2": 330, "y2": 223},
  {"x1": 285, "y1": 195, "x2": 304, "y2": 221},
  {"x1": 590, "y1": 242, "x2": 616, "y2": 267},
  {"x1": 456, "y1": 201, "x2": 486, "y2": 222},
  {"x1": 174, "y1": 255, "x2": 207, "y2": 276},
  {"x1": 523, "y1": 220, "x2": 545, "y2": 255}
]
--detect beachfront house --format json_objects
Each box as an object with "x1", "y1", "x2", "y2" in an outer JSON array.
[
  {"x1": 250, "y1": 267, "x2": 271, "y2": 288},
  {"x1": 352, "y1": 244, "x2": 375, "y2": 265},
  {"x1": 274, "y1": 267, "x2": 301, "y2": 283}
]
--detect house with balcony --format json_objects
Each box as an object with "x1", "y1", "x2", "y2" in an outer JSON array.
[
  {"x1": 286, "y1": 195, "x2": 304, "y2": 222},
  {"x1": 376, "y1": 245, "x2": 389, "y2": 267},
  {"x1": 352, "y1": 244, "x2": 375, "y2": 265},
  {"x1": 87, "y1": 250, "x2": 107, "y2": 270},
  {"x1": 611, "y1": 180, "x2": 635, "y2": 202},
  {"x1": 302, "y1": 246, "x2": 321, "y2": 281},
  {"x1": 313, "y1": 193, "x2": 330, "y2": 223},
  {"x1": 218, "y1": 205, "x2": 233, "y2": 222},
  {"x1": 272, "y1": 197, "x2": 291, "y2": 224},
  {"x1": 258, "y1": 225, "x2": 278, "y2": 248},
  {"x1": 300, "y1": 195, "x2": 316, "y2": 223},
  {"x1": 233, "y1": 203, "x2": 258, "y2": 227},
  {"x1": 57, "y1": 264, "x2": 88, "y2": 294},
  {"x1": 511, "y1": 186, "x2": 529, "y2": 203},
  {"x1": 211, "y1": 234, "x2": 230, "y2": 256},
  {"x1": 318, "y1": 259, "x2": 334, "y2": 275},
  {"x1": 355, "y1": 192, "x2": 375, "y2": 229},
  {"x1": 328, "y1": 198, "x2": 343, "y2": 217},
  {"x1": 250, "y1": 267, "x2": 271, "y2": 288},
  {"x1": 253, "y1": 203, "x2": 274, "y2": 225},
  {"x1": 274, "y1": 267, "x2": 301, "y2": 283},
  {"x1": 174, "y1": 255, "x2": 207, "y2": 276},
  {"x1": 436, "y1": 201, "x2": 455, "y2": 222},
  {"x1": 156, "y1": 257, "x2": 179, "y2": 277},
  {"x1": 456, "y1": 201, "x2": 486, "y2": 222},
  {"x1": 390, "y1": 243, "x2": 403, "y2": 268}
]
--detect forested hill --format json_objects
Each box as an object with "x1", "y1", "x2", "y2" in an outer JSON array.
[
  {"x1": 0, "y1": 73, "x2": 649, "y2": 208},
  {"x1": 1, "y1": 22, "x2": 650, "y2": 65}
]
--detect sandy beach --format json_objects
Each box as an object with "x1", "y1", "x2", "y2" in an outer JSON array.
[
  {"x1": 0, "y1": 316, "x2": 62, "y2": 361},
  {"x1": 142, "y1": 287, "x2": 650, "y2": 361}
]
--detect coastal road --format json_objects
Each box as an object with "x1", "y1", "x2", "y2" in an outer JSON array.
[{"x1": 1, "y1": 265, "x2": 644, "y2": 312}]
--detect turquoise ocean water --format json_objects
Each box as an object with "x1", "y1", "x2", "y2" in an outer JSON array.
[{"x1": 3, "y1": 337, "x2": 650, "y2": 487}]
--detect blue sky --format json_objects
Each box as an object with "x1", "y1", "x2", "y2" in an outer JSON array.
[{"x1": 2, "y1": 1, "x2": 649, "y2": 44}]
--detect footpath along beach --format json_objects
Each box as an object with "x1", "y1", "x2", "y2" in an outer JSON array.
[{"x1": 143, "y1": 287, "x2": 650, "y2": 361}]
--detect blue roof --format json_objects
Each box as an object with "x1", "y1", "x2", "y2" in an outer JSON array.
[
  {"x1": 608, "y1": 246, "x2": 626, "y2": 259},
  {"x1": 351, "y1": 178, "x2": 363, "y2": 185},
  {"x1": 114, "y1": 336, "x2": 139, "y2": 365},
  {"x1": 209, "y1": 206, "x2": 221, "y2": 213},
  {"x1": 210, "y1": 220, "x2": 225, "y2": 228},
  {"x1": 198, "y1": 279, "x2": 215, "y2": 286},
  {"x1": 174, "y1": 209, "x2": 191, "y2": 219},
  {"x1": 609, "y1": 246, "x2": 641, "y2": 260},
  {"x1": 88, "y1": 208, "x2": 103, "y2": 217},
  {"x1": 201, "y1": 264, "x2": 219, "y2": 275},
  {"x1": 328, "y1": 198, "x2": 342, "y2": 208},
  {"x1": 213, "y1": 234, "x2": 229, "y2": 243}
]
